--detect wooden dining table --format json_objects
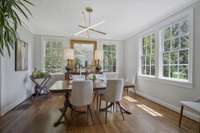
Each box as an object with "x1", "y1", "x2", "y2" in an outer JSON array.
[{"x1": 49, "y1": 80, "x2": 134, "y2": 127}]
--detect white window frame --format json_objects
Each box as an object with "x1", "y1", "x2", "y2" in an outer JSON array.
[
  {"x1": 103, "y1": 44, "x2": 117, "y2": 73},
  {"x1": 138, "y1": 31, "x2": 157, "y2": 78},
  {"x1": 42, "y1": 38, "x2": 66, "y2": 74},
  {"x1": 137, "y1": 8, "x2": 193, "y2": 87},
  {"x1": 158, "y1": 10, "x2": 193, "y2": 83}
]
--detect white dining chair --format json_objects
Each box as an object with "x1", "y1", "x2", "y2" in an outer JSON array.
[
  {"x1": 92, "y1": 74, "x2": 107, "y2": 110},
  {"x1": 70, "y1": 80, "x2": 93, "y2": 121},
  {"x1": 99, "y1": 79, "x2": 124, "y2": 123},
  {"x1": 125, "y1": 73, "x2": 137, "y2": 96}
]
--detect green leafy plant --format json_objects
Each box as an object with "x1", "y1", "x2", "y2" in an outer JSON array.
[{"x1": 0, "y1": 0, "x2": 33, "y2": 56}]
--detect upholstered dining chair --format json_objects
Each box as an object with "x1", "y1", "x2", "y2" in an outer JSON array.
[
  {"x1": 70, "y1": 80, "x2": 93, "y2": 121},
  {"x1": 99, "y1": 79, "x2": 124, "y2": 123},
  {"x1": 125, "y1": 73, "x2": 137, "y2": 96}
]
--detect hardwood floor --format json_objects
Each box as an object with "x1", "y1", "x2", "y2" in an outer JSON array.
[{"x1": 0, "y1": 93, "x2": 199, "y2": 133}]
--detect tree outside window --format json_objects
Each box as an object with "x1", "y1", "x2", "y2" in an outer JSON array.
[
  {"x1": 161, "y1": 19, "x2": 190, "y2": 81},
  {"x1": 45, "y1": 41, "x2": 65, "y2": 73},
  {"x1": 141, "y1": 33, "x2": 156, "y2": 76},
  {"x1": 103, "y1": 45, "x2": 116, "y2": 72}
]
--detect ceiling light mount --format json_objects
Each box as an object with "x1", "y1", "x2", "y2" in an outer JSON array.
[
  {"x1": 85, "y1": 6, "x2": 93, "y2": 13},
  {"x1": 74, "y1": 6, "x2": 106, "y2": 37}
]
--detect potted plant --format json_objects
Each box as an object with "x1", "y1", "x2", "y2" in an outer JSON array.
[{"x1": 0, "y1": 0, "x2": 33, "y2": 56}]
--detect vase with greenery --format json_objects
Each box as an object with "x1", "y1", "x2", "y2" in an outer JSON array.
[{"x1": 0, "y1": 0, "x2": 33, "y2": 56}]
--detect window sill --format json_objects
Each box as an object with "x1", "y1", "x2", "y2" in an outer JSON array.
[{"x1": 138, "y1": 75, "x2": 193, "y2": 89}]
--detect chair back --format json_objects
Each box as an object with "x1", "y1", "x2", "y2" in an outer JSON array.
[
  {"x1": 71, "y1": 80, "x2": 93, "y2": 106},
  {"x1": 104, "y1": 79, "x2": 124, "y2": 102}
]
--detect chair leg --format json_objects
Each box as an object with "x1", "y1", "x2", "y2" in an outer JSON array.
[
  {"x1": 179, "y1": 105, "x2": 184, "y2": 128},
  {"x1": 99, "y1": 95, "x2": 102, "y2": 110},
  {"x1": 133, "y1": 86, "x2": 136, "y2": 96},
  {"x1": 126, "y1": 88, "x2": 129, "y2": 96},
  {"x1": 105, "y1": 102, "x2": 108, "y2": 123},
  {"x1": 112, "y1": 103, "x2": 115, "y2": 112},
  {"x1": 96, "y1": 94, "x2": 99, "y2": 110},
  {"x1": 116, "y1": 102, "x2": 124, "y2": 120},
  {"x1": 87, "y1": 105, "x2": 93, "y2": 121}
]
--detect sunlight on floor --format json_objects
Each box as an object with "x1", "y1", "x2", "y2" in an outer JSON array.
[
  {"x1": 137, "y1": 104, "x2": 163, "y2": 117},
  {"x1": 123, "y1": 96, "x2": 138, "y2": 103}
]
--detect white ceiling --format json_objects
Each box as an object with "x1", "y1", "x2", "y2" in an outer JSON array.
[{"x1": 27, "y1": 0, "x2": 198, "y2": 40}]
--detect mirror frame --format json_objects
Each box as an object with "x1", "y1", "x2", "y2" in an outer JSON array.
[{"x1": 70, "y1": 40, "x2": 97, "y2": 66}]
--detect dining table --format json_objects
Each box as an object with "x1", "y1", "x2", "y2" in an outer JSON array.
[{"x1": 49, "y1": 80, "x2": 135, "y2": 127}]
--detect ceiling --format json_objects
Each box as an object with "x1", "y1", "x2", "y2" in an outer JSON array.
[{"x1": 27, "y1": 0, "x2": 198, "y2": 40}]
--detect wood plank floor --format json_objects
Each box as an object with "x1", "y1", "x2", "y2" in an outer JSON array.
[{"x1": 0, "y1": 93, "x2": 199, "y2": 133}]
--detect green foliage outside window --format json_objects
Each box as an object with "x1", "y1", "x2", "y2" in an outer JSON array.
[
  {"x1": 162, "y1": 19, "x2": 190, "y2": 80},
  {"x1": 45, "y1": 41, "x2": 65, "y2": 73},
  {"x1": 141, "y1": 33, "x2": 156, "y2": 76},
  {"x1": 103, "y1": 45, "x2": 116, "y2": 72}
]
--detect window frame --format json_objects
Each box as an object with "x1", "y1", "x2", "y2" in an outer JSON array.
[
  {"x1": 158, "y1": 12, "x2": 193, "y2": 83},
  {"x1": 42, "y1": 39, "x2": 66, "y2": 74},
  {"x1": 103, "y1": 44, "x2": 117, "y2": 73},
  {"x1": 138, "y1": 32, "x2": 157, "y2": 78},
  {"x1": 137, "y1": 8, "x2": 193, "y2": 85}
]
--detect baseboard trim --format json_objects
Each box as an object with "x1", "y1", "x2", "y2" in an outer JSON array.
[
  {"x1": 136, "y1": 91, "x2": 200, "y2": 122},
  {"x1": 0, "y1": 95, "x2": 27, "y2": 116}
]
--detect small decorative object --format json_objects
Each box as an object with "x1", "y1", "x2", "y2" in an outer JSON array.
[
  {"x1": 95, "y1": 50, "x2": 103, "y2": 72},
  {"x1": 15, "y1": 40, "x2": 28, "y2": 71},
  {"x1": 64, "y1": 48, "x2": 74, "y2": 72},
  {"x1": 92, "y1": 74, "x2": 97, "y2": 81}
]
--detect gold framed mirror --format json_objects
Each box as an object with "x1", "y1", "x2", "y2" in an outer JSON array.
[{"x1": 70, "y1": 40, "x2": 97, "y2": 67}]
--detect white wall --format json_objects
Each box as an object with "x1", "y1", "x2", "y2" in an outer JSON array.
[
  {"x1": 124, "y1": 2, "x2": 200, "y2": 121},
  {"x1": 0, "y1": 26, "x2": 34, "y2": 115},
  {"x1": 33, "y1": 35, "x2": 125, "y2": 83}
]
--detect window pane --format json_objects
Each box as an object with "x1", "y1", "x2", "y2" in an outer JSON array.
[
  {"x1": 141, "y1": 66, "x2": 145, "y2": 74},
  {"x1": 172, "y1": 23, "x2": 180, "y2": 37},
  {"x1": 146, "y1": 66, "x2": 150, "y2": 75},
  {"x1": 141, "y1": 56, "x2": 145, "y2": 65},
  {"x1": 171, "y1": 38, "x2": 179, "y2": 50},
  {"x1": 170, "y1": 65, "x2": 178, "y2": 78},
  {"x1": 170, "y1": 52, "x2": 178, "y2": 64},
  {"x1": 179, "y1": 50, "x2": 188, "y2": 64},
  {"x1": 180, "y1": 20, "x2": 189, "y2": 34},
  {"x1": 164, "y1": 40, "x2": 171, "y2": 51},
  {"x1": 163, "y1": 53, "x2": 169, "y2": 64},
  {"x1": 179, "y1": 65, "x2": 188, "y2": 80},
  {"x1": 164, "y1": 27, "x2": 171, "y2": 39},
  {"x1": 146, "y1": 56, "x2": 150, "y2": 65},
  {"x1": 151, "y1": 56, "x2": 155, "y2": 65},
  {"x1": 181, "y1": 35, "x2": 189, "y2": 49},
  {"x1": 163, "y1": 66, "x2": 169, "y2": 77},
  {"x1": 151, "y1": 65, "x2": 155, "y2": 75}
]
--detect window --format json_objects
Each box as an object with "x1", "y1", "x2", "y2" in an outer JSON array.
[
  {"x1": 161, "y1": 18, "x2": 191, "y2": 81},
  {"x1": 103, "y1": 45, "x2": 116, "y2": 72},
  {"x1": 44, "y1": 40, "x2": 65, "y2": 73},
  {"x1": 140, "y1": 33, "x2": 156, "y2": 76}
]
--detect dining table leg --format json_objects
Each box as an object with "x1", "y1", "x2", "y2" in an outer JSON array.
[{"x1": 54, "y1": 92, "x2": 72, "y2": 127}]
